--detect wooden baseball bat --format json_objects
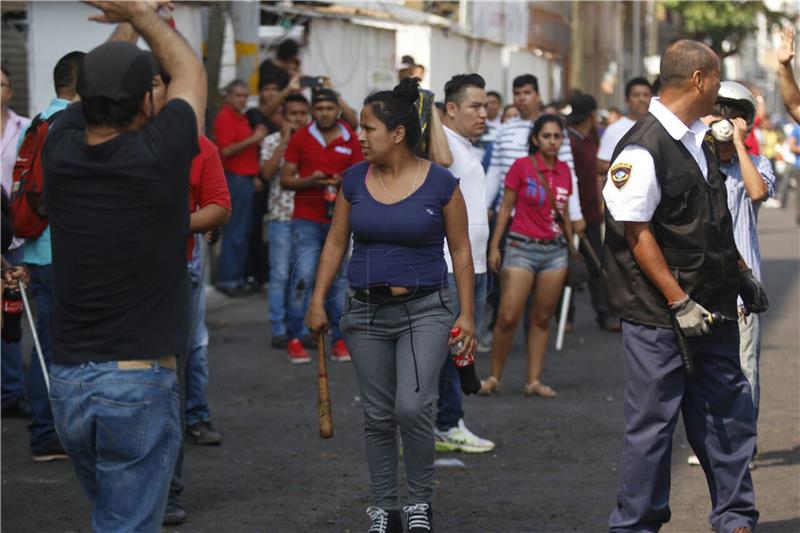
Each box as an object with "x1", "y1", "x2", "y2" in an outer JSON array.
[{"x1": 317, "y1": 332, "x2": 333, "y2": 438}]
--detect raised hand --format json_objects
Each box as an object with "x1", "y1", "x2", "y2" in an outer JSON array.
[{"x1": 778, "y1": 25, "x2": 795, "y2": 66}]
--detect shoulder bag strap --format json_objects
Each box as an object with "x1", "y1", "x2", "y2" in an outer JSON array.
[{"x1": 530, "y1": 155, "x2": 568, "y2": 236}]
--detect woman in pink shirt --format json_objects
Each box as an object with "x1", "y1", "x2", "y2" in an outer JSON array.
[{"x1": 481, "y1": 114, "x2": 575, "y2": 397}]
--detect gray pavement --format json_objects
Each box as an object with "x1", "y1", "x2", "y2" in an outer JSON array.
[{"x1": 2, "y1": 204, "x2": 798, "y2": 533}]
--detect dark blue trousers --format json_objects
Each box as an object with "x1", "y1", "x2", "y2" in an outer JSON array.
[{"x1": 609, "y1": 320, "x2": 758, "y2": 533}]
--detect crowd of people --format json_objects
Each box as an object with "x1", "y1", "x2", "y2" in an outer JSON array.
[{"x1": 1, "y1": 1, "x2": 798, "y2": 532}]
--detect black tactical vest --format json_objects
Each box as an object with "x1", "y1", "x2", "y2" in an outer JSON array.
[{"x1": 599, "y1": 113, "x2": 740, "y2": 328}]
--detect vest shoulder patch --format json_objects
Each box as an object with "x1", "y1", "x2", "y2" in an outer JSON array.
[{"x1": 610, "y1": 163, "x2": 633, "y2": 189}]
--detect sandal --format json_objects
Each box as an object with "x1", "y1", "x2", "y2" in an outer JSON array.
[
  {"x1": 478, "y1": 376, "x2": 500, "y2": 396},
  {"x1": 524, "y1": 381, "x2": 557, "y2": 398}
]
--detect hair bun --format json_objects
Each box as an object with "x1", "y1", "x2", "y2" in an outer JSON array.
[{"x1": 393, "y1": 77, "x2": 420, "y2": 104}]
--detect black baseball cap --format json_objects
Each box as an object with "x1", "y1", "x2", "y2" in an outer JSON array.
[
  {"x1": 77, "y1": 41, "x2": 154, "y2": 101},
  {"x1": 312, "y1": 88, "x2": 338, "y2": 105},
  {"x1": 566, "y1": 92, "x2": 597, "y2": 124}
]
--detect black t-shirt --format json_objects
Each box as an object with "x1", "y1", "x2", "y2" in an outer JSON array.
[
  {"x1": 43, "y1": 100, "x2": 199, "y2": 364},
  {"x1": 245, "y1": 107, "x2": 278, "y2": 134}
]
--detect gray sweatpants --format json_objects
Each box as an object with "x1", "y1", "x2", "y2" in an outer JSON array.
[{"x1": 340, "y1": 290, "x2": 454, "y2": 510}]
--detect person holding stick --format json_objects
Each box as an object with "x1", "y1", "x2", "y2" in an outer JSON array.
[
  {"x1": 305, "y1": 77, "x2": 476, "y2": 533},
  {"x1": 479, "y1": 114, "x2": 576, "y2": 397}
]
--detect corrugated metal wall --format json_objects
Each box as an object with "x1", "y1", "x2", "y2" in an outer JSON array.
[{"x1": 1, "y1": 4, "x2": 30, "y2": 117}]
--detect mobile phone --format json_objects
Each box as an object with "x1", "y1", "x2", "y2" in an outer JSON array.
[{"x1": 300, "y1": 76, "x2": 324, "y2": 90}]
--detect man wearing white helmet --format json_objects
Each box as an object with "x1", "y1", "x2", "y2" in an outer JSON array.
[{"x1": 683, "y1": 82, "x2": 776, "y2": 469}]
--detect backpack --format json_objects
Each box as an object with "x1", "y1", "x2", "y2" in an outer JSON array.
[{"x1": 9, "y1": 112, "x2": 59, "y2": 239}]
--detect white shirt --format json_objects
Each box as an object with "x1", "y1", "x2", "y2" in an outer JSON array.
[
  {"x1": 443, "y1": 125, "x2": 489, "y2": 274},
  {"x1": 597, "y1": 116, "x2": 635, "y2": 162},
  {"x1": 603, "y1": 98, "x2": 710, "y2": 223},
  {"x1": 485, "y1": 117, "x2": 583, "y2": 221},
  {"x1": 1, "y1": 108, "x2": 31, "y2": 251}
]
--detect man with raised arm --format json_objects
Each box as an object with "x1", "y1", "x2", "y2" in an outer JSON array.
[{"x1": 43, "y1": 2, "x2": 206, "y2": 530}]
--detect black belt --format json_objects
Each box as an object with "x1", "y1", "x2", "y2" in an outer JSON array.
[
  {"x1": 507, "y1": 233, "x2": 565, "y2": 246},
  {"x1": 353, "y1": 286, "x2": 439, "y2": 304}
]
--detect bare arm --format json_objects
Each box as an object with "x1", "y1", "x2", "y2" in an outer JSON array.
[
  {"x1": 107, "y1": 22, "x2": 139, "y2": 43},
  {"x1": 280, "y1": 162, "x2": 333, "y2": 191},
  {"x1": 88, "y1": 1, "x2": 208, "y2": 133},
  {"x1": 731, "y1": 118, "x2": 768, "y2": 202},
  {"x1": 427, "y1": 105, "x2": 453, "y2": 167},
  {"x1": 624, "y1": 222, "x2": 686, "y2": 304},
  {"x1": 778, "y1": 26, "x2": 800, "y2": 124},
  {"x1": 487, "y1": 187, "x2": 516, "y2": 272},
  {"x1": 338, "y1": 95, "x2": 359, "y2": 131},
  {"x1": 260, "y1": 76, "x2": 301, "y2": 118},
  {"x1": 219, "y1": 126, "x2": 265, "y2": 158},
  {"x1": 261, "y1": 140, "x2": 287, "y2": 180},
  {"x1": 190, "y1": 204, "x2": 230, "y2": 233},
  {"x1": 306, "y1": 194, "x2": 352, "y2": 333},
  {"x1": 443, "y1": 185, "x2": 477, "y2": 354}
]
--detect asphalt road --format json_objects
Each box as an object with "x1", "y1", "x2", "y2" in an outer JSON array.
[{"x1": 2, "y1": 204, "x2": 798, "y2": 533}]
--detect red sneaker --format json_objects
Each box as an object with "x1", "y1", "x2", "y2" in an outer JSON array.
[
  {"x1": 331, "y1": 339, "x2": 351, "y2": 362},
  {"x1": 287, "y1": 338, "x2": 311, "y2": 364}
]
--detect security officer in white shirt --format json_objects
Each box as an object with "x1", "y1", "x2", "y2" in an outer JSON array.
[{"x1": 600, "y1": 40, "x2": 763, "y2": 533}]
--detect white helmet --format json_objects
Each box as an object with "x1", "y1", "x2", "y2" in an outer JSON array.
[{"x1": 715, "y1": 81, "x2": 756, "y2": 126}]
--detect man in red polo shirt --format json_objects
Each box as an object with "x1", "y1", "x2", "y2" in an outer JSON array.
[
  {"x1": 280, "y1": 88, "x2": 362, "y2": 362},
  {"x1": 213, "y1": 79, "x2": 267, "y2": 297}
]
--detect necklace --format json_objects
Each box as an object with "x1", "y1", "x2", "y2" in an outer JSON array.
[{"x1": 375, "y1": 158, "x2": 422, "y2": 201}]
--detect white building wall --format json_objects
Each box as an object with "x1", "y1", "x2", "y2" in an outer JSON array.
[
  {"x1": 303, "y1": 18, "x2": 396, "y2": 110},
  {"x1": 508, "y1": 50, "x2": 552, "y2": 103},
  {"x1": 27, "y1": 2, "x2": 203, "y2": 116},
  {"x1": 428, "y1": 28, "x2": 505, "y2": 98}
]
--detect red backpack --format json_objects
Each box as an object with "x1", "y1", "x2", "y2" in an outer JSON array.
[{"x1": 9, "y1": 112, "x2": 58, "y2": 239}]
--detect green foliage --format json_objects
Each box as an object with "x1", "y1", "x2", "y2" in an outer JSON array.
[{"x1": 661, "y1": 0, "x2": 787, "y2": 57}]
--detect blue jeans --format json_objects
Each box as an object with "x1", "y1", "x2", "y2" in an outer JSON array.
[
  {"x1": 186, "y1": 248, "x2": 211, "y2": 426},
  {"x1": 268, "y1": 220, "x2": 304, "y2": 338},
  {"x1": 25, "y1": 264, "x2": 57, "y2": 449},
  {"x1": 50, "y1": 361, "x2": 181, "y2": 533},
  {"x1": 436, "y1": 272, "x2": 487, "y2": 431},
  {"x1": 1, "y1": 247, "x2": 25, "y2": 407},
  {"x1": 286, "y1": 219, "x2": 346, "y2": 341},
  {"x1": 217, "y1": 172, "x2": 254, "y2": 289}
]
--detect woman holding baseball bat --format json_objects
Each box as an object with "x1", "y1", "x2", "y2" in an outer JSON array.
[{"x1": 306, "y1": 77, "x2": 476, "y2": 533}]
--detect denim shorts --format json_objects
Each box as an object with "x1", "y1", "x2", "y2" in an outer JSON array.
[{"x1": 502, "y1": 233, "x2": 569, "y2": 273}]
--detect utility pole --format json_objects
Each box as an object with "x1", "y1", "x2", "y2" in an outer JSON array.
[
  {"x1": 230, "y1": 0, "x2": 260, "y2": 95},
  {"x1": 569, "y1": 0, "x2": 583, "y2": 92},
  {"x1": 205, "y1": 1, "x2": 227, "y2": 117},
  {"x1": 632, "y1": 0, "x2": 642, "y2": 76}
]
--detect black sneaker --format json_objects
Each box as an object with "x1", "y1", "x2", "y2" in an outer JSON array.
[
  {"x1": 2, "y1": 397, "x2": 31, "y2": 418},
  {"x1": 271, "y1": 335, "x2": 288, "y2": 349},
  {"x1": 366, "y1": 507, "x2": 402, "y2": 533},
  {"x1": 31, "y1": 438, "x2": 69, "y2": 462},
  {"x1": 186, "y1": 420, "x2": 222, "y2": 446},
  {"x1": 162, "y1": 495, "x2": 187, "y2": 525},
  {"x1": 403, "y1": 503, "x2": 433, "y2": 532}
]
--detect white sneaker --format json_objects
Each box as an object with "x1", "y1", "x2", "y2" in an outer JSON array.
[
  {"x1": 687, "y1": 454, "x2": 700, "y2": 465},
  {"x1": 434, "y1": 419, "x2": 495, "y2": 453}
]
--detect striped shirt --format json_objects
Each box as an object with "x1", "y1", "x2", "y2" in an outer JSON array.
[
  {"x1": 486, "y1": 117, "x2": 583, "y2": 221},
  {"x1": 720, "y1": 154, "x2": 775, "y2": 296}
]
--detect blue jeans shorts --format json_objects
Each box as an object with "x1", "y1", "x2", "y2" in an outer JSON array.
[{"x1": 502, "y1": 233, "x2": 568, "y2": 273}]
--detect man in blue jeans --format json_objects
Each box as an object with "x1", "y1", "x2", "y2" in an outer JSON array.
[
  {"x1": 261, "y1": 93, "x2": 311, "y2": 348},
  {"x1": 435, "y1": 74, "x2": 495, "y2": 452},
  {"x1": 44, "y1": 3, "x2": 206, "y2": 530},
  {"x1": 214, "y1": 80, "x2": 268, "y2": 297},
  {"x1": 15, "y1": 51, "x2": 85, "y2": 463},
  {"x1": 280, "y1": 89, "x2": 362, "y2": 363}
]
